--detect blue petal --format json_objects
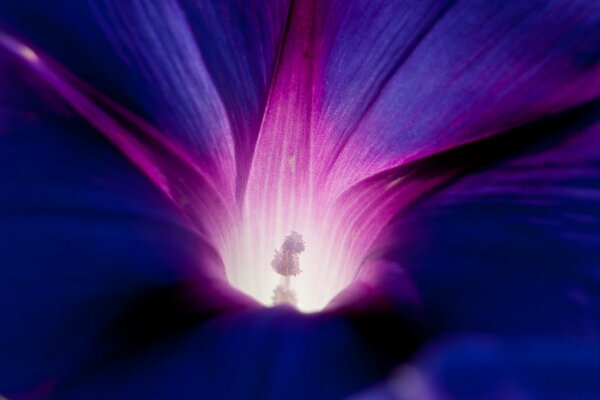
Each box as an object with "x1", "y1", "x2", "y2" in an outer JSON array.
[
  {"x1": 376, "y1": 99, "x2": 600, "y2": 336},
  {"x1": 50, "y1": 308, "x2": 387, "y2": 400},
  {"x1": 351, "y1": 337, "x2": 600, "y2": 399},
  {"x1": 405, "y1": 337, "x2": 600, "y2": 399},
  {"x1": 0, "y1": 48, "x2": 237, "y2": 394}
]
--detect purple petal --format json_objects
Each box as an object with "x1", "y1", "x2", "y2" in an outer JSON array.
[{"x1": 315, "y1": 0, "x2": 600, "y2": 192}]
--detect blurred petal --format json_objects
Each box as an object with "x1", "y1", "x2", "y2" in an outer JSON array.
[
  {"x1": 51, "y1": 309, "x2": 390, "y2": 400},
  {"x1": 0, "y1": 0, "x2": 291, "y2": 196},
  {"x1": 354, "y1": 337, "x2": 600, "y2": 400},
  {"x1": 375, "y1": 98, "x2": 600, "y2": 336},
  {"x1": 0, "y1": 46, "x2": 251, "y2": 396}
]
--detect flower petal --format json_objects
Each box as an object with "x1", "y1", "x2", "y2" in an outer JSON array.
[
  {"x1": 313, "y1": 0, "x2": 600, "y2": 192},
  {"x1": 50, "y1": 309, "x2": 389, "y2": 400},
  {"x1": 0, "y1": 48, "x2": 251, "y2": 395},
  {"x1": 0, "y1": 0, "x2": 291, "y2": 196},
  {"x1": 238, "y1": 2, "x2": 600, "y2": 304},
  {"x1": 382, "y1": 337, "x2": 600, "y2": 399},
  {"x1": 375, "y1": 98, "x2": 600, "y2": 336}
]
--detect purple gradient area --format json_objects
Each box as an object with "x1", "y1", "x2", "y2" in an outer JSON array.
[{"x1": 1, "y1": 0, "x2": 600, "y2": 399}]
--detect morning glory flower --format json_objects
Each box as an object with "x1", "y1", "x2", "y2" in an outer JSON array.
[{"x1": 1, "y1": 1, "x2": 600, "y2": 399}]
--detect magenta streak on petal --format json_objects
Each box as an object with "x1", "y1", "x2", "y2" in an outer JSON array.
[
  {"x1": 247, "y1": 0, "x2": 315, "y2": 221},
  {"x1": 92, "y1": 0, "x2": 238, "y2": 198},
  {"x1": 0, "y1": 33, "x2": 237, "y2": 279},
  {"x1": 318, "y1": 160, "x2": 465, "y2": 306},
  {"x1": 227, "y1": 1, "x2": 316, "y2": 307}
]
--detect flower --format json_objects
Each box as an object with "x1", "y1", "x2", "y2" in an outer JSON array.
[{"x1": 1, "y1": 1, "x2": 600, "y2": 399}]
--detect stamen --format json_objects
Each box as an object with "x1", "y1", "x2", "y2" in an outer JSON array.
[{"x1": 271, "y1": 231, "x2": 305, "y2": 306}]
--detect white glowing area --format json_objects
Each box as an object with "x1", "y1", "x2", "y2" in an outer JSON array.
[{"x1": 222, "y1": 206, "x2": 358, "y2": 312}]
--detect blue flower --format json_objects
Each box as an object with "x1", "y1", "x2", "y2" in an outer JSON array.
[{"x1": 1, "y1": 1, "x2": 600, "y2": 398}]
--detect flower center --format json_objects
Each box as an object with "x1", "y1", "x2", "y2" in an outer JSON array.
[{"x1": 221, "y1": 209, "x2": 357, "y2": 312}]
